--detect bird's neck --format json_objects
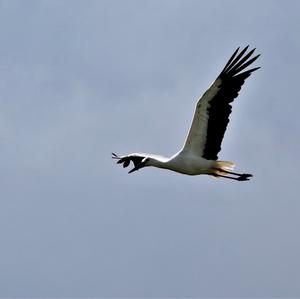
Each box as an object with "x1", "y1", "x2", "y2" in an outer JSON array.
[{"x1": 148, "y1": 157, "x2": 170, "y2": 169}]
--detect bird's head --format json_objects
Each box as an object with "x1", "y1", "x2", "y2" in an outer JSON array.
[{"x1": 128, "y1": 157, "x2": 151, "y2": 174}]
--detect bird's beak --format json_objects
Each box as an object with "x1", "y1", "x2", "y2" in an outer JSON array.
[
  {"x1": 128, "y1": 162, "x2": 145, "y2": 174},
  {"x1": 128, "y1": 167, "x2": 139, "y2": 174}
]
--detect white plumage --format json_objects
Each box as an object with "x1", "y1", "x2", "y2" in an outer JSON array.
[{"x1": 113, "y1": 46, "x2": 260, "y2": 181}]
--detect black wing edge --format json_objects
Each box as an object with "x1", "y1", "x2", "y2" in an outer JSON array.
[
  {"x1": 202, "y1": 46, "x2": 260, "y2": 160},
  {"x1": 220, "y1": 45, "x2": 261, "y2": 79}
]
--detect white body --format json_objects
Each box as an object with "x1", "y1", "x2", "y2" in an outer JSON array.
[{"x1": 147, "y1": 151, "x2": 217, "y2": 176}]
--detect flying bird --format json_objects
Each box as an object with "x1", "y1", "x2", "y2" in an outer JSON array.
[{"x1": 112, "y1": 46, "x2": 260, "y2": 181}]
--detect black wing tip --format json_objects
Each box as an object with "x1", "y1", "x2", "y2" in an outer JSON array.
[
  {"x1": 247, "y1": 66, "x2": 261, "y2": 73},
  {"x1": 236, "y1": 66, "x2": 261, "y2": 78},
  {"x1": 221, "y1": 45, "x2": 260, "y2": 76}
]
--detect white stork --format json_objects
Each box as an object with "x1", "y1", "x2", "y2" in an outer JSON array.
[{"x1": 112, "y1": 46, "x2": 260, "y2": 181}]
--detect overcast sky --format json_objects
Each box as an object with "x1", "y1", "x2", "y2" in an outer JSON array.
[{"x1": 0, "y1": 0, "x2": 300, "y2": 297}]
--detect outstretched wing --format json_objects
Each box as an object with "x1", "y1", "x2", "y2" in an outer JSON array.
[{"x1": 182, "y1": 46, "x2": 260, "y2": 160}]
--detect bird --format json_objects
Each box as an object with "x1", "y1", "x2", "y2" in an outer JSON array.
[{"x1": 112, "y1": 46, "x2": 260, "y2": 181}]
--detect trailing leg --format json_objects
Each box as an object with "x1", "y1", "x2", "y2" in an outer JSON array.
[
  {"x1": 214, "y1": 168, "x2": 252, "y2": 178},
  {"x1": 212, "y1": 173, "x2": 251, "y2": 181},
  {"x1": 212, "y1": 167, "x2": 252, "y2": 181}
]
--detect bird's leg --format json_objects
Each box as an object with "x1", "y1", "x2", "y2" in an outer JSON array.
[
  {"x1": 223, "y1": 170, "x2": 252, "y2": 178},
  {"x1": 212, "y1": 174, "x2": 250, "y2": 181},
  {"x1": 213, "y1": 168, "x2": 253, "y2": 179}
]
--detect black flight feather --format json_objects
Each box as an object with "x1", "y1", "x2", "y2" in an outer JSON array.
[{"x1": 202, "y1": 46, "x2": 260, "y2": 160}]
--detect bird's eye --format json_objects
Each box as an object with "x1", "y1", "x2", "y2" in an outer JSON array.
[{"x1": 142, "y1": 158, "x2": 150, "y2": 164}]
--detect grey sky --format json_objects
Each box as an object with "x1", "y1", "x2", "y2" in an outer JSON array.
[{"x1": 0, "y1": 0, "x2": 300, "y2": 297}]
